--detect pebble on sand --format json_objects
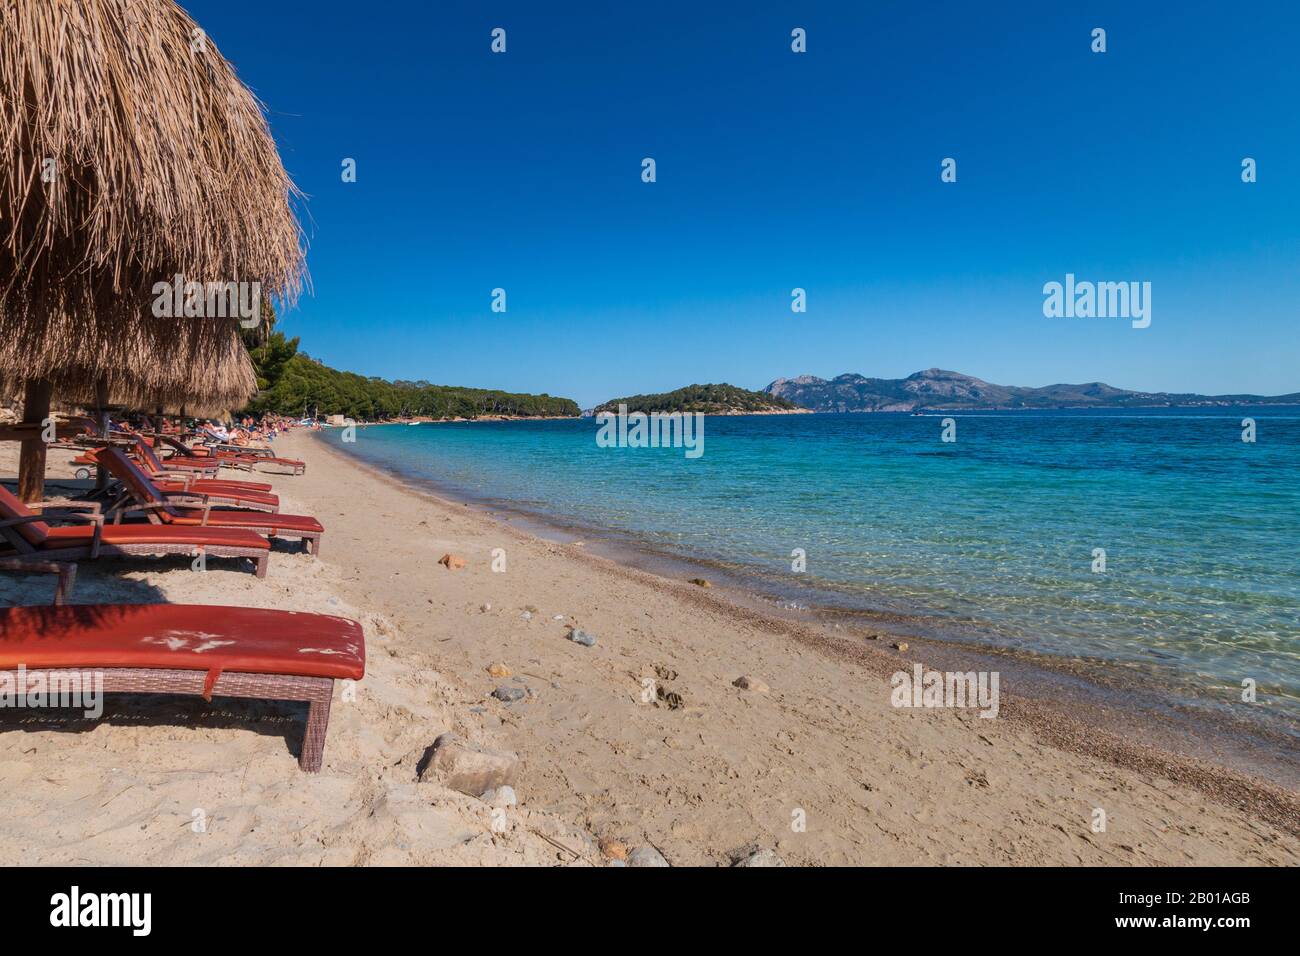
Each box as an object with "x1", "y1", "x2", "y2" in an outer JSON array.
[
  {"x1": 892, "y1": 641, "x2": 909, "y2": 652},
  {"x1": 491, "y1": 686, "x2": 526, "y2": 703},
  {"x1": 627, "y1": 846, "x2": 669, "y2": 867},
  {"x1": 438, "y1": 553, "x2": 466, "y2": 570},
  {"x1": 486, "y1": 662, "x2": 512, "y2": 678},
  {"x1": 568, "y1": 628, "x2": 596, "y2": 647},
  {"x1": 733, "y1": 848, "x2": 785, "y2": 867},
  {"x1": 689, "y1": 578, "x2": 712, "y2": 588},
  {"x1": 733, "y1": 675, "x2": 770, "y2": 693},
  {"x1": 480, "y1": 785, "x2": 518, "y2": 808},
  {"x1": 599, "y1": 838, "x2": 629, "y2": 860}
]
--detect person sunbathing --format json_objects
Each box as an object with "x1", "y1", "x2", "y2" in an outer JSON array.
[{"x1": 201, "y1": 422, "x2": 231, "y2": 442}]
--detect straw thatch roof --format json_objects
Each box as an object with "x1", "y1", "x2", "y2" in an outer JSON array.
[
  {"x1": 17, "y1": 315, "x2": 259, "y2": 418},
  {"x1": 0, "y1": 0, "x2": 305, "y2": 405}
]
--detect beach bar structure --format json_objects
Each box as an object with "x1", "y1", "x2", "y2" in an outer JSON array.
[{"x1": 0, "y1": 0, "x2": 304, "y2": 500}]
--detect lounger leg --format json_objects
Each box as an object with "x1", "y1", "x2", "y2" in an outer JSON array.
[
  {"x1": 255, "y1": 554, "x2": 268, "y2": 578},
  {"x1": 301, "y1": 686, "x2": 333, "y2": 772},
  {"x1": 55, "y1": 564, "x2": 77, "y2": 605}
]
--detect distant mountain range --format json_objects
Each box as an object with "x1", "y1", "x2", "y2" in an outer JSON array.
[{"x1": 764, "y1": 369, "x2": 1300, "y2": 413}]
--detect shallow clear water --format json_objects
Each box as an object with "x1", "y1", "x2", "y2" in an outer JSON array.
[{"x1": 325, "y1": 408, "x2": 1300, "y2": 715}]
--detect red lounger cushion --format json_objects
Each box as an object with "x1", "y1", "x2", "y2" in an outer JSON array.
[
  {"x1": 218, "y1": 452, "x2": 303, "y2": 467},
  {"x1": 0, "y1": 604, "x2": 364, "y2": 681},
  {"x1": 42, "y1": 524, "x2": 271, "y2": 550},
  {"x1": 167, "y1": 511, "x2": 323, "y2": 534},
  {"x1": 156, "y1": 478, "x2": 275, "y2": 493}
]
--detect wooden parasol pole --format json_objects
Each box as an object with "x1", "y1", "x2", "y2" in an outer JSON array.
[
  {"x1": 95, "y1": 377, "x2": 110, "y2": 490},
  {"x1": 17, "y1": 378, "x2": 53, "y2": 503}
]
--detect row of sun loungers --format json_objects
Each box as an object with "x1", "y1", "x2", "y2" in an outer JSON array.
[
  {"x1": 3, "y1": 437, "x2": 320, "y2": 576},
  {"x1": 97, "y1": 448, "x2": 324, "y2": 552},
  {"x1": 0, "y1": 434, "x2": 360, "y2": 772}
]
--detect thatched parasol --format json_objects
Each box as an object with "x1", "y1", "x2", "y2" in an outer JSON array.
[
  {"x1": 0, "y1": 0, "x2": 304, "y2": 498},
  {"x1": 5, "y1": 318, "x2": 260, "y2": 418}
]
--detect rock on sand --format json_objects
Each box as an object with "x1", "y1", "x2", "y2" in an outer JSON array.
[{"x1": 420, "y1": 733, "x2": 518, "y2": 796}]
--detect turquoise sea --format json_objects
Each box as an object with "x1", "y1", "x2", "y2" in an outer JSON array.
[{"x1": 324, "y1": 408, "x2": 1300, "y2": 727}]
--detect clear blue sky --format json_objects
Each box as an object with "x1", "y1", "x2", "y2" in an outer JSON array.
[{"x1": 187, "y1": 0, "x2": 1299, "y2": 407}]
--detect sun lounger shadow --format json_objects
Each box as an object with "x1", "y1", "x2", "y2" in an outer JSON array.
[
  {"x1": 0, "y1": 600, "x2": 160, "y2": 635},
  {"x1": 0, "y1": 693, "x2": 312, "y2": 762}
]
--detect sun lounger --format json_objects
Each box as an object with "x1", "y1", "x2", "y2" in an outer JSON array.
[
  {"x1": 187, "y1": 440, "x2": 306, "y2": 475},
  {"x1": 0, "y1": 485, "x2": 270, "y2": 577},
  {"x1": 97, "y1": 449, "x2": 324, "y2": 555},
  {"x1": 148, "y1": 478, "x2": 281, "y2": 513},
  {"x1": 90, "y1": 445, "x2": 281, "y2": 513},
  {"x1": 133, "y1": 440, "x2": 274, "y2": 491},
  {"x1": 156, "y1": 436, "x2": 256, "y2": 473},
  {"x1": 0, "y1": 603, "x2": 364, "y2": 772},
  {"x1": 132, "y1": 439, "x2": 221, "y2": 477}
]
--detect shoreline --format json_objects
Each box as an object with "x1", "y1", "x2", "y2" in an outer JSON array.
[
  {"x1": 2, "y1": 433, "x2": 1297, "y2": 864},
  {"x1": 314, "y1": 431, "x2": 1300, "y2": 781},
  {"x1": 338, "y1": 415, "x2": 581, "y2": 426},
  {"x1": 310, "y1": 435, "x2": 1300, "y2": 837}
]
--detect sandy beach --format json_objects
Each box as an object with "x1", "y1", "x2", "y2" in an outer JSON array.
[{"x1": 1, "y1": 431, "x2": 1296, "y2": 866}]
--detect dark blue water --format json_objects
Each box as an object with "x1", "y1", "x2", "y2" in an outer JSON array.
[{"x1": 325, "y1": 408, "x2": 1300, "y2": 716}]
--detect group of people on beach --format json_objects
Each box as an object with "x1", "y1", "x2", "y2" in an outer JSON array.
[
  {"x1": 201, "y1": 414, "x2": 299, "y2": 446},
  {"x1": 107, "y1": 411, "x2": 318, "y2": 448}
]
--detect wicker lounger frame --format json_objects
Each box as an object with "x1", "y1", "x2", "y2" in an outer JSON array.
[
  {"x1": 240, "y1": 459, "x2": 305, "y2": 476},
  {"x1": 129, "y1": 484, "x2": 281, "y2": 514},
  {"x1": 0, "y1": 666, "x2": 334, "y2": 771},
  {"x1": 0, "y1": 558, "x2": 76, "y2": 603},
  {"x1": 4, "y1": 541, "x2": 269, "y2": 578},
  {"x1": 112, "y1": 514, "x2": 318, "y2": 557},
  {"x1": 207, "y1": 445, "x2": 306, "y2": 475}
]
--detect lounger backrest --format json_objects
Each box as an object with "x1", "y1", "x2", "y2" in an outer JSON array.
[
  {"x1": 133, "y1": 438, "x2": 166, "y2": 475},
  {"x1": 161, "y1": 436, "x2": 202, "y2": 459},
  {"x1": 98, "y1": 448, "x2": 175, "y2": 520},
  {"x1": 0, "y1": 485, "x2": 50, "y2": 546}
]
